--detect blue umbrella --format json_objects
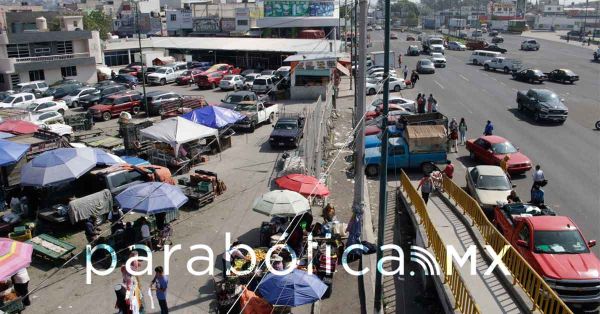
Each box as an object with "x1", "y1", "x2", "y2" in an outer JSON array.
[
  {"x1": 0, "y1": 140, "x2": 29, "y2": 166},
  {"x1": 258, "y1": 269, "x2": 328, "y2": 307},
  {"x1": 182, "y1": 106, "x2": 244, "y2": 129},
  {"x1": 20, "y1": 148, "x2": 97, "y2": 186},
  {"x1": 93, "y1": 148, "x2": 126, "y2": 166},
  {"x1": 115, "y1": 182, "x2": 188, "y2": 214}
]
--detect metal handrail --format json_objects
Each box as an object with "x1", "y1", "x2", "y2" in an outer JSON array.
[
  {"x1": 10, "y1": 52, "x2": 90, "y2": 63},
  {"x1": 442, "y1": 177, "x2": 573, "y2": 314},
  {"x1": 400, "y1": 171, "x2": 482, "y2": 314}
]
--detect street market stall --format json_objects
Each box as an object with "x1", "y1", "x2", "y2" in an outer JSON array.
[
  {"x1": 182, "y1": 105, "x2": 243, "y2": 152},
  {"x1": 0, "y1": 238, "x2": 33, "y2": 313}
]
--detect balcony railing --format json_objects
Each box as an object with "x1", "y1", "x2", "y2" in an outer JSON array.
[{"x1": 14, "y1": 52, "x2": 90, "y2": 63}]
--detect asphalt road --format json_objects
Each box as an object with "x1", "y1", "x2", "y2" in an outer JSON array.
[{"x1": 367, "y1": 30, "x2": 600, "y2": 250}]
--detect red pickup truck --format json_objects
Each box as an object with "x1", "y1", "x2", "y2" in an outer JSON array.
[
  {"x1": 202, "y1": 63, "x2": 241, "y2": 76},
  {"x1": 493, "y1": 204, "x2": 600, "y2": 312},
  {"x1": 88, "y1": 91, "x2": 142, "y2": 121},
  {"x1": 196, "y1": 72, "x2": 224, "y2": 89}
]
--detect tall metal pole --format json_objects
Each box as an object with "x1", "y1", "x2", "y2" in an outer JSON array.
[
  {"x1": 354, "y1": 0, "x2": 358, "y2": 93},
  {"x1": 344, "y1": 0, "x2": 348, "y2": 52},
  {"x1": 353, "y1": 0, "x2": 367, "y2": 227},
  {"x1": 583, "y1": 0, "x2": 589, "y2": 36},
  {"x1": 374, "y1": 0, "x2": 390, "y2": 310},
  {"x1": 135, "y1": 1, "x2": 148, "y2": 117}
]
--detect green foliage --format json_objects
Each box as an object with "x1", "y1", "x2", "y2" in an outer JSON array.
[
  {"x1": 48, "y1": 17, "x2": 61, "y2": 31},
  {"x1": 390, "y1": 1, "x2": 420, "y2": 18},
  {"x1": 83, "y1": 10, "x2": 112, "y2": 40}
]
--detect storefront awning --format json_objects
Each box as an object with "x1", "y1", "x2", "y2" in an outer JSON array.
[{"x1": 336, "y1": 62, "x2": 350, "y2": 76}]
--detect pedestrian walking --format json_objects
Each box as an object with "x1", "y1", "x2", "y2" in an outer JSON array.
[
  {"x1": 483, "y1": 120, "x2": 494, "y2": 136},
  {"x1": 442, "y1": 160, "x2": 455, "y2": 179},
  {"x1": 417, "y1": 174, "x2": 434, "y2": 204},
  {"x1": 449, "y1": 118, "x2": 459, "y2": 152},
  {"x1": 532, "y1": 165, "x2": 546, "y2": 189},
  {"x1": 403, "y1": 65, "x2": 409, "y2": 80},
  {"x1": 458, "y1": 118, "x2": 468, "y2": 145},
  {"x1": 427, "y1": 94, "x2": 435, "y2": 113},
  {"x1": 530, "y1": 184, "x2": 545, "y2": 205},
  {"x1": 152, "y1": 266, "x2": 169, "y2": 314},
  {"x1": 12, "y1": 268, "x2": 30, "y2": 306},
  {"x1": 410, "y1": 71, "x2": 419, "y2": 88},
  {"x1": 417, "y1": 94, "x2": 425, "y2": 113},
  {"x1": 398, "y1": 54, "x2": 403, "y2": 66}
]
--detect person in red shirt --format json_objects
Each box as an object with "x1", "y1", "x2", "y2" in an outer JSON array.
[{"x1": 442, "y1": 160, "x2": 454, "y2": 179}]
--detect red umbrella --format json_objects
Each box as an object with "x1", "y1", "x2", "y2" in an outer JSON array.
[
  {"x1": 0, "y1": 120, "x2": 39, "y2": 135},
  {"x1": 275, "y1": 174, "x2": 330, "y2": 197}
]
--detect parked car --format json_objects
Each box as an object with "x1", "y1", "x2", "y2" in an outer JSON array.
[
  {"x1": 137, "y1": 66, "x2": 158, "y2": 82},
  {"x1": 62, "y1": 87, "x2": 97, "y2": 108},
  {"x1": 16, "y1": 81, "x2": 48, "y2": 94},
  {"x1": 377, "y1": 76, "x2": 407, "y2": 92},
  {"x1": 222, "y1": 100, "x2": 279, "y2": 132},
  {"x1": 143, "y1": 91, "x2": 182, "y2": 116},
  {"x1": 243, "y1": 73, "x2": 261, "y2": 90},
  {"x1": 88, "y1": 91, "x2": 143, "y2": 121},
  {"x1": 251, "y1": 75, "x2": 277, "y2": 94},
  {"x1": 112, "y1": 75, "x2": 138, "y2": 88},
  {"x1": 483, "y1": 57, "x2": 522, "y2": 73},
  {"x1": 30, "y1": 110, "x2": 65, "y2": 125},
  {"x1": 406, "y1": 35, "x2": 416, "y2": 41},
  {"x1": 512, "y1": 69, "x2": 547, "y2": 84},
  {"x1": 465, "y1": 165, "x2": 513, "y2": 216},
  {"x1": 447, "y1": 41, "x2": 466, "y2": 51},
  {"x1": 466, "y1": 39, "x2": 489, "y2": 50},
  {"x1": 516, "y1": 89, "x2": 568, "y2": 123},
  {"x1": 79, "y1": 84, "x2": 129, "y2": 109},
  {"x1": 42, "y1": 83, "x2": 83, "y2": 99},
  {"x1": 146, "y1": 67, "x2": 180, "y2": 86},
  {"x1": 521, "y1": 39, "x2": 540, "y2": 51},
  {"x1": 375, "y1": 25, "x2": 382, "y2": 30},
  {"x1": 269, "y1": 115, "x2": 305, "y2": 148},
  {"x1": 50, "y1": 79, "x2": 80, "y2": 87},
  {"x1": 187, "y1": 61, "x2": 211, "y2": 69},
  {"x1": 196, "y1": 72, "x2": 224, "y2": 89},
  {"x1": 544, "y1": 69, "x2": 579, "y2": 84},
  {"x1": 27, "y1": 101, "x2": 68, "y2": 115},
  {"x1": 219, "y1": 75, "x2": 245, "y2": 91},
  {"x1": 429, "y1": 53, "x2": 446, "y2": 68},
  {"x1": 406, "y1": 45, "x2": 420, "y2": 56},
  {"x1": 241, "y1": 69, "x2": 259, "y2": 76},
  {"x1": 368, "y1": 97, "x2": 416, "y2": 113},
  {"x1": 416, "y1": 59, "x2": 435, "y2": 74},
  {"x1": 481, "y1": 44, "x2": 507, "y2": 54},
  {"x1": 489, "y1": 30, "x2": 499, "y2": 37},
  {"x1": 491, "y1": 36, "x2": 504, "y2": 43},
  {"x1": 0, "y1": 92, "x2": 54, "y2": 109},
  {"x1": 175, "y1": 69, "x2": 203, "y2": 85},
  {"x1": 466, "y1": 135, "x2": 532, "y2": 174},
  {"x1": 390, "y1": 32, "x2": 398, "y2": 39},
  {"x1": 119, "y1": 67, "x2": 139, "y2": 77}
]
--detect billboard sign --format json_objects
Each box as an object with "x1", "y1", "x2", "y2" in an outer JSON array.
[{"x1": 264, "y1": 1, "x2": 335, "y2": 17}]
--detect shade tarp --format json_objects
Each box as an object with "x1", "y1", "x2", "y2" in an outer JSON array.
[
  {"x1": 0, "y1": 139, "x2": 29, "y2": 166},
  {"x1": 140, "y1": 117, "x2": 218, "y2": 156},
  {"x1": 182, "y1": 106, "x2": 245, "y2": 129},
  {"x1": 274, "y1": 174, "x2": 329, "y2": 197},
  {"x1": 68, "y1": 189, "x2": 113, "y2": 224},
  {"x1": 336, "y1": 62, "x2": 350, "y2": 76},
  {"x1": 0, "y1": 120, "x2": 38, "y2": 135}
]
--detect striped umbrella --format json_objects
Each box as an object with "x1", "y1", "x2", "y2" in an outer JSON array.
[{"x1": 0, "y1": 238, "x2": 33, "y2": 280}]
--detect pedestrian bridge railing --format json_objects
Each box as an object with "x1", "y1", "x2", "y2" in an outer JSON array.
[
  {"x1": 443, "y1": 176, "x2": 573, "y2": 314},
  {"x1": 399, "y1": 170, "x2": 481, "y2": 314}
]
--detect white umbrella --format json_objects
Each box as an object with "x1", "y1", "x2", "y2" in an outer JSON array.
[
  {"x1": 20, "y1": 148, "x2": 97, "y2": 187},
  {"x1": 93, "y1": 148, "x2": 126, "y2": 166},
  {"x1": 252, "y1": 190, "x2": 310, "y2": 217}
]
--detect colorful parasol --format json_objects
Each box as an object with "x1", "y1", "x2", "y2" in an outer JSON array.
[
  {"x1": 274, "y1": 174, "x2": 330, "y2": 197},
  {"x1": 0, "y1": 238, "x2": 33, "y2": 280}
]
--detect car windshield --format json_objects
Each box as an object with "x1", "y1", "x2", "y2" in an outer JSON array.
[
  {"x1": 2, "y1": 96, "x2": 16, "y2": 103},
  {"x1": 275, "y1": 121, "x2": 297, "y2": 130},
  {"x1": 254, "y1": 79, "x2": 266, "y2": 85},
  {"x1": 421, "y1": 60, "x2": 433, "y2": 65},
  {"x1": 245, "y1": 76, "x2": 256, "y2": 82},
  {"x1": 532, "y1": 70, "x2": 543, "y2": 75},
  {"x1": 224, "y1": 95, "x2": 248, "y2": 104},
  {"x1": 26, "y1": 103, "x2": 39, "y2": 111},
  {"x1": 476, "y1": 175, "x2": 511, "y2": 190},
  {"x1": 537, "y1": 91, "x2": 560, "y2": 104},
  {"x1": 236, "y1": 103, "x2": 256, "y2": 111},
  {"x1": 492, "y1": 141, "x2": 518, "y2": 154},
  {"x1": 562, "y1": 70, "x2": 576, "y2": 76},
  {"x1": 431, "y1": 53, "x2": 443, "y2": 58},
  {"x1": 534, "y1": 230, "x2": 589, "y2": 254},
  {"x1": 156, "y1": 68, "x2": 168, "y2": 73}
]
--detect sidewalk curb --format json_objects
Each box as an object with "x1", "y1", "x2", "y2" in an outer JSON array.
[{"x1": 361, "y1": 177, "x2": 377, "y2": 314}]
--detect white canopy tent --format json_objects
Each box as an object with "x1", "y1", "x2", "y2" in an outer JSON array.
[{"x1": 140, "y1": 117, "x2": 218, "y2": 157}]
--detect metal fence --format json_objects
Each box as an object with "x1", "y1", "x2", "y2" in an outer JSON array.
[{"x1": 301, "y1": 83, "x2": 335, "y2": 179}]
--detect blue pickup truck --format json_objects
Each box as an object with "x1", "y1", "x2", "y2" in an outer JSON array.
[
  {"x1": 365, "y1": 125, "x2": 403, "y2": 149},
  {"x1": 364, "y1": 136, "x2": 447, "y2": 176}
]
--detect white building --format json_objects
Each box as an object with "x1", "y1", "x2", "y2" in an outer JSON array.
[
  {"x1": 543, "y1": 5, "x2": 564, "y2": 15},
  {"x1": 256, "y1": 0, "x2": 341, "y2": 37},
  {"x1": 165, "y1": 9, "x2": 193, "y2": 35},
  {"x1": 0, "y1": 16, "x2": 102, "y2": 90}
]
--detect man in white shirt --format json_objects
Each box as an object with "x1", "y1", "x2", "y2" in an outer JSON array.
[
  {"x1": 140, "y1": 217, "x2": 152, "y2": 251},
  {"x1": 532, "y1": 165, "x2": 545, "y2": 189},
  {"x1": 12, "y1": 268, "x2": 30, "y2": 306}
]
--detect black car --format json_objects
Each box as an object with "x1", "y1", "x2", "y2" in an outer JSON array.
[
  {"x1": 491, "y1": 36, "x2": 504, "y2": 43},
  {"x1": 544, "y1": 69, "x2": 579, "y2": 84},
  {"x1": 512, "y1": 69, "x2": 547, "y2": 84},
  {"x1": 269, "y1": 115, "x2": 305, "y2": 148},
  {"x1": 50, "y1": 79, "x2": 81, "y2": 87},
  {"x1": 516, "y1": 89, "x2": 568, "y2": 123},
  {"x1": 482, "y1": 44, "x2": 507, "y2": 54},
  {"x1": 42, "y1": 83, "x2": 83, "y2": 99},
  {"x1": 489, "y1": 30, "x2": 499, "y2": 37},
  {"x1": 79, "y1": 84, "x2": 129, "y2": 109},
  {"x1": 112, "y1": 75, "x2": 138, "y2": 88}
]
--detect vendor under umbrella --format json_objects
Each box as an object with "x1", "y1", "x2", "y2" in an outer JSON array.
[{"x1": 222, "y1": 240, "x2": 247, "y2": 274}]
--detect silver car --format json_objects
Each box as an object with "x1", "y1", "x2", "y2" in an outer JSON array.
[{"x1": 416, "y1": 59, "x2": 435, "y2": 74}]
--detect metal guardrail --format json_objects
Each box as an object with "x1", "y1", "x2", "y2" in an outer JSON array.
[
  {"x1": 442, "y1": 177, "x2": 573, "y2": 314},
  {"x1": 399, "y1": 171, "x2": 481, "y2": 314}
]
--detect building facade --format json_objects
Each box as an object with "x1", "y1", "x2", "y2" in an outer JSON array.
[
  {"x1": 256, "y1": 0, "x2": 340, "y2": 38},
  {"x1": 165, "y1": 9, "x2": 193, "y2": 35},
  {"x1": 0, "y1": 16, "x2": 102, "y2": 90}
]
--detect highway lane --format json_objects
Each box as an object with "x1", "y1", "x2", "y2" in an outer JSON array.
[{"x1": 366, "y1": 30, "x2": 599, "y2": 250}]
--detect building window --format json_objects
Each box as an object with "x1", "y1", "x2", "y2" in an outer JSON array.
[
  {"x1": 170, "y1": 14, "x2": 177, "y2": 21},
  {"x1": 29, "y1": 70, "x2": 45, "y2": 81},
  {"x1": 237, "y1": 20, "x2": 248, "y2": 26},
  {"x1": 7, "y1": 44, "x2": 30, "y2": 58},
  {"x1": 104, "y1": 50, "x2": 130, "y2": 66},
  {"x1": 73, "y1": 21, "x2": 78, "y2": 28},
  {"x1": 61, "y1": 66, "x2": 77, "y2": 77},
  {"x1": 56, "y1": 41, "x2": 74, "y2": 54},
  {"x1": 10, "y1": 74, "x2": 20, "y2": 88}
]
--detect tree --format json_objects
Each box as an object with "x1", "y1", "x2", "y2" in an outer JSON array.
[{"x1": 83, "y1": 10, "x2": 113, "y2": 40}]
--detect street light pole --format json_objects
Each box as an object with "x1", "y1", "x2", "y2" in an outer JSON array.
[
  {"x1": 134, "y1": 1, "x2": 148, "y2": 117},
  {"x1": 583, "y1": 0, "x2": 589, "y2": 36}
]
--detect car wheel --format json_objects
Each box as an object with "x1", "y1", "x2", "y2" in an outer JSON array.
[
  {"x1": 595, "y1": 120, "x2": 600, "y2": 130},
  {"x1": 369, "y1": 88, "x2": 376, "y2": 95},
  {"x1": 131, "y1": 106, "x2": 140, "y2": 115},
  {"x1": 472, "y1": 59, "x2": 478, "y2": 65},
  {"x1": 421, "y1": 162, "x2": 434, "y2": 174},
  {"x1": 249, "y1": 121, "x2": 256, "y2": 133},
  {"x1": 58, "y1": 109, "x2": 65, "y2": 115},
  {"x1": 503, "y1": 67, "x2": 510, "y2": 74},
  {"x1": 211, "y1": 83, "x2": 216, "y2": 89},
  {"x1": 529, "y1": 78, "x2": 534, "y2": 83},
  {"x1": 569, "y1": 80, "x2": 574, "y2": 84},
  {"x1": 158, "y1": 107, "x2": 165, "y2": 116},
  {"x1": 71, "y1": 101, "x2": 78, "y2": 108},
  {"x1": 365, "y1": 165, "x2": 379, "y2": 177},
  {"x1": 534, "y1": 111, "x2": 542, "y2": 122},
  {"x1": 394, "y1": 85, "x2": 401, "y2": 92},
  {"x1": 517, "y1": 101, "x2": 523, "y2": 111},
  {"x1": 484, "y1": 64, "x2": 490, "y2": 71},
  {"x1": 102, "y1": 112, "x2": 111, "y2": 121},
  {"x1": 160, "y1": 78, "x2": 166, "y2": 86},
  {"x1": 469, "y1": 151, "x2": 476, "y2": 160}
]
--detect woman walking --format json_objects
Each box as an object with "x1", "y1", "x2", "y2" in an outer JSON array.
[
  {"x1": 448, "y1": 118, "x2": 459, "y2": 153},
  {"x1": 458, "y1": 118, "x2": 467, "y2": 145}
]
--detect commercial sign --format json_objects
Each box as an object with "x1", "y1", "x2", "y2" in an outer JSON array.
[
  {"x1": 193, "y1": 17, "x2": 221, "y2": 33},
  {"x1": 296, "y1": 59, "x2": 336, "y2": 70},
  {"x1": 264, "y1": 1, "x2": 335, "y2": 17}
]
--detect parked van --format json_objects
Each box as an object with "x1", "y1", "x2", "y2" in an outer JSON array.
[
  {"x1": 469, "y1": 50, "x2": 501, "y2": 65},
  {"x1": 252, "y1": 75, "x2": 276, "y2": 94}
]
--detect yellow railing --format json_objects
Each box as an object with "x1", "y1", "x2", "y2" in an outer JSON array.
[
  {"x1": 399, "y1": 171, "x2": 481, "y2": 314},
  {"x1": 443, "y1": 176, "x2": 573, "y2": 314}
]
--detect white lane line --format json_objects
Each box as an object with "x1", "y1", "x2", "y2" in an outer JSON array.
[
  {"x1": 491, "y1": 77, "x2": 498, "y2": 81},
  {"x1": 500, "y1": 81, "x2": 507, "y2": 86},
  {"x1": 434, "y1": 80, "x2": 445, "y2": 89},
  {"x1": 459, "y1": 74, "x2": 470, "y2": 82}
]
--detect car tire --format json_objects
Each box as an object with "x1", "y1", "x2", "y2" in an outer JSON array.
[
  {"x1": 594, "y1": 120, "x2": 600, "y2": 130},
  {"x1": 131, "y1": 106, "x2": 140, "y2": 115},
  {"x1": 160, "y1": 79, "x2": 166, "y2": 86},
  {"x1": 365, "y1": 165, "x2": 379, "y2": 177},
  {"x1": 484, "y1": 64, "x2": 490, "y2": 71},
  {"x1": 369, "y1": 88, "x2": 376, "y2": 95},
  {"x1": 421, "y1": 162, "x2": 434, "y2": 174},
  {"x1": 211, "y1": 83, "x2": 216, "y2": 89},
  {"x1": 71, "y1": 101, "x2": 78, "y2": 108},
  {"x1": 158, "y1": 107, "x2": 165, "y2": 116},
  {"x1": 102, "y1": 112, "x2": 111, "y2": 121},
  {"x1": 249, "y1": 121, "x2": 256, "y2": 133},
  {"x1": 394, "y1": 85, "x2": 401, "y2": 92},
  {"x1": 534, "y1": 111, "x2": 542, "y2": 122},
  {"x1": 469, "y1": 151, "x2": 476, "y2": 160},
  {"x1": 517, "y1": 101, "x2": 523, "y2": 111},
  {"x1": 503, "y1": 67, "x2": 510, "y2": 74},
  {"x1": 58, "y1": 109, "x2": 65, "y2": 115},
  {"x1": 569, "y1": 80, "x2": 574, "y2": 84}
]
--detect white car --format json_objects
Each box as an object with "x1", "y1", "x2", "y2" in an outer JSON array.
[
  {"x1": 31, "y1": 110, "x2": 65, "y2": 125},
  {"x1": 219, "y1": 75, "x2": 244, "y2": 91},
  {"x1": 40, "y1": 123, "x2": 73, "y2": 137},
  {"x1": 429, "y1": 53, "x2": 447, "y2": 68},
  {"x1": 376, "y1": 76, "x2": 406, "y2": 92},
  {"x1": 521, "y1": 39, "x2": 540, "y2": 51},
  {"x1": 16, "y1": 81, "x2": 48, "y2": 94},
  {"x1": 0, "y1": 92, "x2": 54, "y2": 109},
  {"x1": 243, "y1": 73, "x2": 261, "y2": 90},
  {"x1": 368, "y1": 72, "x2": 399, "y2": 81},
  {"x1": 375, "y1": 25, "x2": 382, "y2": 30},
  {"x1": 366, "y1": 79, "x2": 379, "y2": 95},
  {"x1": 27, "y1": 101, "x2": 68, "y2": 115},
  {"x1": 62, "y1": 87, "x2": 97, "y2": 108},
  {"x1": 366, "y1": 67, "x2": 385, "y2": 76},
  {"x1": 447, "y1": 41, "x2": 466, "y2": 51},
  {"x1": 466, "y1": 165, "x2": 513, "y2": 215},
  {"x1": 369, "y1": 97, "x2": 416, "y2": 112},
  {"x1": 430, "y1": 44, "x2": 445, "y2": 54}
]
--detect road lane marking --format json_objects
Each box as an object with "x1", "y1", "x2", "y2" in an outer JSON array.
[
  {"x1": 500, "y1": 81, "x2": 507, "y2": 86},
  {"x1": 434, "y1": 80, "x2": 445, "y2": 89},
  {"x1": 511, "y1": 88, "x2": 518, "y2": 92},
  {"x1": 459, "y1": 74, "x2": 469, "y2": 82},
  {"x1": 491, "y1": 77, "x2": 498, "y2": 81}
]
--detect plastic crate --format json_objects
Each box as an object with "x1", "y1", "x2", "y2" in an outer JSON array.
[
  {"x1": 8, "y1": 229, "x2": 32, "y2": 242},
  {"x1": 197, "y1": 182, "x2": 213, "y2": 193}
]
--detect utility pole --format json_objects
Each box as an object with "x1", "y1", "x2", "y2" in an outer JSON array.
[
  {"x1": 583, "y1": 0, "x2": 589, "y2": 36},
  {"x1": 352, "y1": 0, "x2": 367, "y2": 260},
  {"x1": 135, "y1": 0, "x2": 148, "y2": 117},
  {"x1": 374, "y1": 0, "x2": 390, "y2": 310},
  {"x1": 354, "y1": 0, "x2": 358, "y2": 93},
  {"x1": 344, "y1": 0, "x2": 348, "y2": 52}
]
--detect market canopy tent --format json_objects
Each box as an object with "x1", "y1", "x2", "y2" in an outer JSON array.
[
  {"x1": 20, "y1": 147, "x2": 97, "y2": 187},
  {"x1": 0, "y1": 139, "x2": 29, "y2": 166},
  {"x1": 252, "y1": 190, "x2": 310, "y2": 217},
  {"x1": 115, "y1": 182, "x2": 188, "y2": 214},
  {"x1": 274, "y1": 174, "x2": 329, "y2": 197},
  {"x1": 181, "y1": 106, "x2": 244, "y2": 129},
  {"x1": 0, "y1": 238, "x2": 33, "y2": 280},
  {"x1": 0, "y1": 120, "x2": 38, "y2": 135},
  {"x1": 140, "y1": 117, "x2": 218, "y2": 157},
  {"x1": 258, "y1": 269, "x2": 328, "y2": 307}
]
